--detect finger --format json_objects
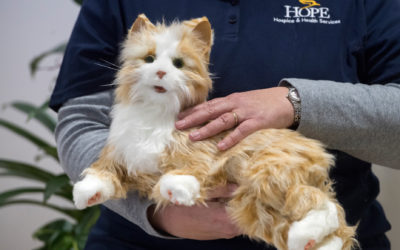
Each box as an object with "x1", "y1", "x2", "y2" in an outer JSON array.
[
  {"x1": 187, "y1": 202, "x2": 241, "y2": 239},
  {"x1": 204, "y1": 201, "x2": 242, "y2": 238},
  {"x1": 207, "y1": 184, "x2": 238, "y2": 199},
  {"x1": 178, "y1": 97, "x2": 224, "y2": 120},
  {"x1": 189, "y1": 111, "x2": 241, "y2": 141},
  {"x1": 176, "y1": 98, "x2": 231, "y2": 129},
  {"x1": 217, "y1": 120, "x2": 259, "y2": 151}
]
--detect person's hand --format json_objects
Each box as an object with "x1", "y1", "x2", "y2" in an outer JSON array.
[
  {"x1": 147, "y1": 184, "x2": 240, "y2": 240},
  {"x1": 175, "y1": 87, "x2": 294, "y2": 150}
]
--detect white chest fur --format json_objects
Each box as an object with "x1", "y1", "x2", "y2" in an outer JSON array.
[{"x1": 108, "y1": 103, "x2": 176, "y2": 175}]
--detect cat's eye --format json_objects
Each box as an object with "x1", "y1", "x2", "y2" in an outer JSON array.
[
  {"x1": 144, "y1": 55, "x2": 155, "y2": 63},
  {"x1": 172, "y1": 58, "x2": 184, "y2": 68}
]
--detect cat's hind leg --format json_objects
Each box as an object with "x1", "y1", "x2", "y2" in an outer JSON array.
[
  {"x1": 318, "y1": 236, "x2": 344, "y2": 250},
  {"x1": 284, "y1": 185, "x2": 353, "y2": 250},
  {"x1": 226, "y1": 182, "x2": 295, "y2": 249},
  {"x1": 287, "y1": 199, "x2": 340, "y2": 250}
]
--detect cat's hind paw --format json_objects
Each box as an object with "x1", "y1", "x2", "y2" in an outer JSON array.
[
  {"x1": 73, "y1": 174, "x2": 115, "y2": 209},
  {"x1": 318, "y1": 236, "x2": 343, "y2": 250},
  {"x1": 288, "y1": 200, "x2": 340, "y2": 250},
  {"x1": 159, "y1": 174, "x2": 200, "y2": 206}
]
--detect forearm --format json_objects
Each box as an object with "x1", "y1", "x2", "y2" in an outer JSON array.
[
  {"x1": 280, "y1": 79, "x2": 400, "y2": 169},
  {"x1": 55, "y1": 90, "x2": 168, "y2": 238}
]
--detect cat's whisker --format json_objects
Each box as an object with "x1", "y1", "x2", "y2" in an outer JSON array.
[
  {"x1": 99, "y1": 58, "x2": 121, "y2": 69},
  {"x1": 187, "y1": 76, "x2": 215, "y2": 82},
  {"x1": 210, "y1": 75, "x2": 220, "y2": 80},
  {"x1": 94, "y1": 62, "x2": 119, "y2": 71},
  {"x1": 99, "y1": 82, "x2": 118, "y2": 87}
]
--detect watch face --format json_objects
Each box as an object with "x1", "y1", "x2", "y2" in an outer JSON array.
[{"x1": 289, "y1": 90, "x2": 300, "y2": 102}]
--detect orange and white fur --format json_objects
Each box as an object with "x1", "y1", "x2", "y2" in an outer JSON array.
[{"x1": 73, "y1": 14, "x2": 356, "y2": 250}]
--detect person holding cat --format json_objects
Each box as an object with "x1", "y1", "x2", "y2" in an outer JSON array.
[{"x1": 51, "y1": 0, "x2": 400, "y2": 249}]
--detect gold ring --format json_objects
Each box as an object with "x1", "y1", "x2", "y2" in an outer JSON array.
[{"x1": 232, "y1": 112, "x2": 239, "y2": 126}]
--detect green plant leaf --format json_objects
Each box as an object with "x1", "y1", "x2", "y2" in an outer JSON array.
[
  {"x1": 73, "y1": 0, "x2": 83, "y2": 6},
  {"x1": 59, "y1": 184, "x2": 73, "y2": 201},
  {"x1": 0, "y1": 119, "x2": 58, "y2": 160},
  {"x1": 75, "y1": 206, "x2": 100, "y2": 236},
  {"x1": 34, "y1": 221, "x2": 75, "y2": 250},
  {"x1": 74, "y1": 206, "x2": 101, "y2": 249},
  {"x1": 34, "y1": 216, "x2": 91, "y2": 250},
  {"x1": 0, "y1": 159, "x2": 55, "y2": 183},
  {"x1": 34, "y1": 219, "x2": 82, "y2": 250},
  {"x1": 0, "y1": 199, "x2": 82, "y2": 220},
  {"x1": 44, "y1": 174, "x2": 71, "y2": 202},
  {"x1": 0, "y1": 187, "x2": 43, "y2": 204},
  {"x1": 33, "y1": 246, "x2": 46, "y2": 250},
  {"x1": 11, "y1": 101, "x2": 56, "y2": 133},
  {"x1": 0, "y1": 187, "x2": 72, "y2": 205},
  {"x1": 52, "y1": 235, "x2": 77, "y2": 250},
  {"x1": 30, "y1": 43, "x2": 66, "y2": 77},
  {"x1": 34, "y1": 219, "x2": 72, "y2": 241},
  {"x1": 34, "y1": 219, "x2": 75, "y2": 241},
  {"x1": 77, "y1": 233, "x2": 89, "y2": 250},
  {"x1": 0, "y1": 160, "x2": 73, "y2": 201}
]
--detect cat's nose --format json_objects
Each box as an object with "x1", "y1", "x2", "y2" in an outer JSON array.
[{"x1": 156, "y1": 70, "x2": 166, "y2": 79}]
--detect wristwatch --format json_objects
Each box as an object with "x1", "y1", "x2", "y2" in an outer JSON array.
[{"x1": 286, "y1": 86, "x2": 301, "y2": 130}]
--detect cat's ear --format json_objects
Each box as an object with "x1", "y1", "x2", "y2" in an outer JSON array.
[
  {"x1": 129, "y1": 14, "x2": 156, "y2": 35},
  {"x1": 184, "y1": 17, "x2": 213, "y2": 56}
]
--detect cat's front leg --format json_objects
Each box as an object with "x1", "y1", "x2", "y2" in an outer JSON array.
[
  {"x1": 152, "y1": 172, "x2": 202, "y2": 207},
  {"x1": 73, "y1": 171, "x2": 116, "y2": 209},
  {"x1": 73, "y1": 146, "x2": 128, "y2": 209}
]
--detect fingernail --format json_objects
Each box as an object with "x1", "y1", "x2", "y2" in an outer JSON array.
[
  {"x1": 228, "y1": 184, "x2": 238, "y2": 193},
  {"x1": 175, "y1": 120, "x2": 186, "y2": 128},
  {"x1": 190, "y1": 131, "x2": 201, "y2": 140},
  {"x1": 218, "y1": 141, "x2": 227, "y2": 150}
]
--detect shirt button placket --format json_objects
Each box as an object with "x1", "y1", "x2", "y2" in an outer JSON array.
[
  {"x1": 229, "y1": 15, "x2": 237, "y2": 24},
  {"x1": 225, "y1": 0, "x2": 240, "y2": 40}
]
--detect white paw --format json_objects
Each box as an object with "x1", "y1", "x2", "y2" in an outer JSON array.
[
  {"x1": 318, "y1": 236, "x2": 343, "y2": 250},
  {"x1": 288, "y1": 201, "x2": 339, "y2": 250},
  {"x1": 159, "y1": 174, "x2": 200, "y2": 206},
  {"x1": 73, "y1": 174, "x2": 115, "y2": 210}
]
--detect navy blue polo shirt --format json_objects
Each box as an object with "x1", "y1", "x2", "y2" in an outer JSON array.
[{"x1": 51, "y1": 0, "x2": 399, "y2": 248}]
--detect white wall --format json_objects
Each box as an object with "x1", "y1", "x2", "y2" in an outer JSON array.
[
  {"x1": 0, "y1": 1, "x2": 399, "y2": 250},
  {"x1": 0, "y1": 1, "x2": 79, "y2": 249},
  {"x1": 373, "y1": 165, "x2": 400, "y2": 248}
]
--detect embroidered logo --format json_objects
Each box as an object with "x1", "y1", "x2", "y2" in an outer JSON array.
[
  {"x1": 273, "y1": 1, "x2": 341, "y2": 25},
  {"x1": 299, "y1": 0, "x2": 320, "y2": 9}
]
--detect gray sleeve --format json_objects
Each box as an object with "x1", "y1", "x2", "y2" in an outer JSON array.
[
  {"x1": 280, "y1": 78, "x2": 400, "y2": 169},
  {"x1": 55, "y1": 90, "x2": 172, "y2": 238}
]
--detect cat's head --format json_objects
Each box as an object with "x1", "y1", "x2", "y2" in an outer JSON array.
[{"x1": 115, "y1": 14, "x2": 213, "y2": 113}]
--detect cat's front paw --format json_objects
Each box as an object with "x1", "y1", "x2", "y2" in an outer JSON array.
[
  {"x1": 73, "y1": 174, "x2": 115, "y2": 209},
  {"x1": 288, "y1": 200, "x2": 340, "y2": 250},
  {"x1": 159, "y1": 174, "x2": 200, "y2": 206}
]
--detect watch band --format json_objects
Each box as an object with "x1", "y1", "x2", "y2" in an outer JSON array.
[{"x1": 286, "y1": 86, "x2": 301, "y2": 130}]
